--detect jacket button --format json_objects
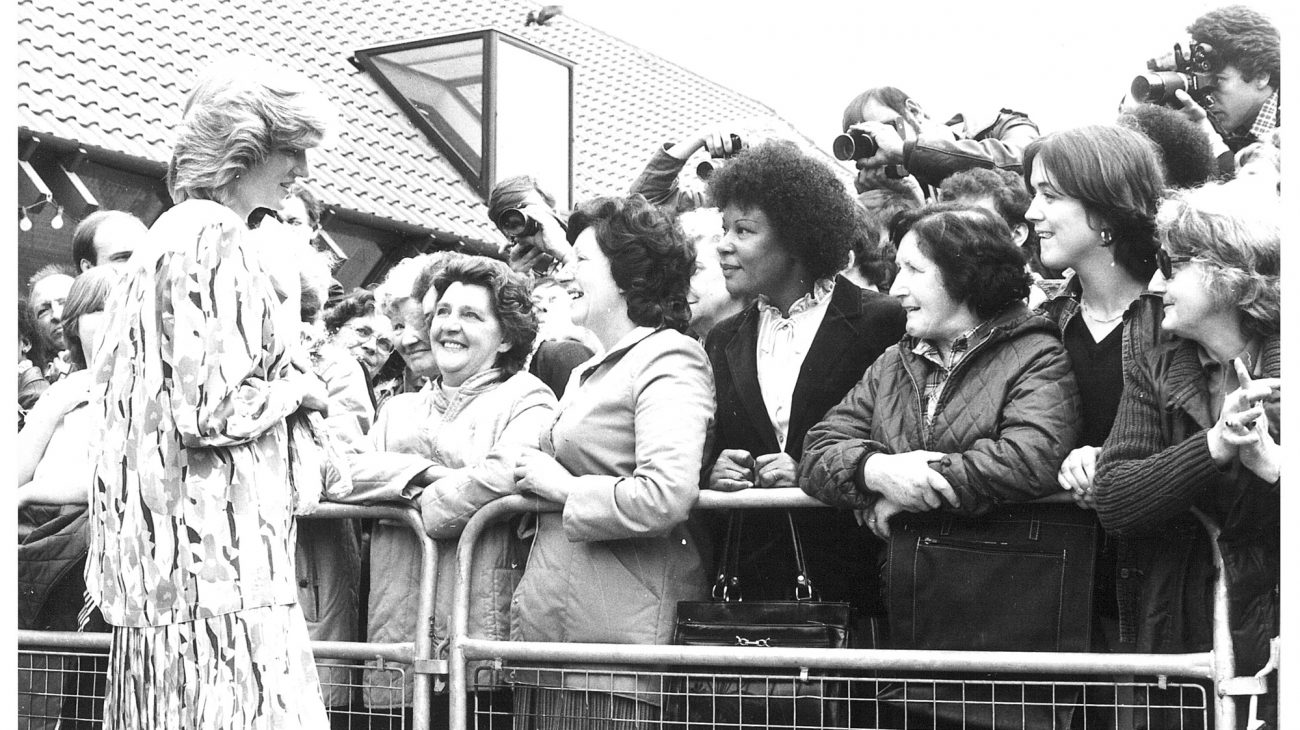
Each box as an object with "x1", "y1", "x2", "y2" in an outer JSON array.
[
  {"x1": 1119, "y1": 569, "x2": 1130, "y2": 579},
  {"x1": 298, "y1": 579, "x2": 310, "y2": 588}
]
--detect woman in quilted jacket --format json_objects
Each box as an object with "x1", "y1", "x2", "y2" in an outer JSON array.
[{"x1": 800, "y1": 202, "x2": 1083, "y2": 725}]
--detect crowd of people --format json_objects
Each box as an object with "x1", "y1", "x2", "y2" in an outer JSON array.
[{"x1": 15, "y1": 4, "x2": 1281, "y2": 730}]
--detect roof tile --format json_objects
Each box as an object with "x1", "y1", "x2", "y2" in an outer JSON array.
[{"x1": 19, "y1": 0, "x2": 844, "y2": 246}]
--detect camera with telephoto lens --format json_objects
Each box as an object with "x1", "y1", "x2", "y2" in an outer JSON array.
[
  {"x1": 498, "y1": 207, "x2": 542, "y2": 238},
  {"x1": 695, "y1": 133, "x2": 745, "y2": 180},
  {"x1": 1130, "y1": 42, "x2": 1220, "y2": 106},
  {"x1": 832, "y1": 128, "x2": 880, "y2": 161}
]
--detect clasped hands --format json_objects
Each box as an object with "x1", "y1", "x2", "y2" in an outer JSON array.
[{"x1": 854, "y1": 450, "x2": 958, "y2": 539}]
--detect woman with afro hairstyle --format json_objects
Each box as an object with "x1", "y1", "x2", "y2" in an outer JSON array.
[{"x1": 701, "y1": 139, "x2": 905, "y2": 642}]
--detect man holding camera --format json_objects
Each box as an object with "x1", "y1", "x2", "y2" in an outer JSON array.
[
  {"x1": 1171, "y1": 6, "x2": 1280, "y2": 167},
  {"x1": 487, "y1": 175, "x2": 574, "y2": 276},
  {"x1": 838, "y1": 86, "x2": 1039, "y2": 195}
]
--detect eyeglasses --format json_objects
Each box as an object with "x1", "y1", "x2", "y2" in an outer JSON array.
[
  {"x1": 341, "y1": 322, "x2": 394, "y2": 354},
  {"x1": 1156, "y1": 249, "x2": 1194, "y2": 279}
]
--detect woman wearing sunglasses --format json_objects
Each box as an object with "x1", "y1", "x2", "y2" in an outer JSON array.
[{"x1": 1095, "y1": 182, "x2": 1280, "y2": 726}]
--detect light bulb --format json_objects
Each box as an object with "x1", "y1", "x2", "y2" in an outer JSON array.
[
  {"x1": 19, "y1": 208, "x2": 32, "y2": 232},
  {"x1": 50, "y1": 205, "x2": 64, "y2": 230}
]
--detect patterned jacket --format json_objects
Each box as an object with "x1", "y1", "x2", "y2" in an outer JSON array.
[{"x1": 87, "y1": 200, "x2": 319, "y2": 627}]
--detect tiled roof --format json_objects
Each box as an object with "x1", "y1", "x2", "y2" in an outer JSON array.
[{"x1": 18, "y1": 0, "x2": 847, "y2": 246}]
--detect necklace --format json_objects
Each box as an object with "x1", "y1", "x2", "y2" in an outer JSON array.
[{"x1": 1080, "y1": 300, "x2": 1126, "y2": 324}]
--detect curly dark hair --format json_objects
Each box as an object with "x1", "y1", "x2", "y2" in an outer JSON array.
[
  {"x1": 566, "y1": 195, "x2": 694, "y2": 332},
  {"x1": 706, "y1": 140, "x2": 855, "y2": 281},
  {"x1": 892, "y1": 203, "x2": 1030, "y2": 320},
  {"x1": 322, "y1": 288, "x2": 380, "y2": 334},
  {"x1": 939, "y1": 168, "x2": 1055, "y2": 278},
  {"x1": 1023, "y1": 125, "x2": 1165, "y2": 283},
  {"x1": 1189, "y1": 5, "x2": 1280, "y2": 90},
  {"x1": 431, "y1": 255, "x2": 539, "y2": 376},
  {"x1": 1118, "y1": 105, "x2": 1218, "y2": 189},
  {"x1": 850, "y1": 204, "x2": 899, "y2": 292}
]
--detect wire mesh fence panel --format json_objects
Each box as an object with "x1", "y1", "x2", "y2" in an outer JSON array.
[
  {"x1": 471, "y1": 665, "x2": 1209, "y2": 730},
  {"x1": 17, "y1": 650, "x2": 412, "y2": 730}
]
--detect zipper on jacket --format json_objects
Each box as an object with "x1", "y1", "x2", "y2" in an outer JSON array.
[{"x1": 919, "y1": 535, "x2": 1063, "y2": 559}]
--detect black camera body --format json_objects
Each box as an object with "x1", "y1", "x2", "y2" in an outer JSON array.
[
  {"x1": 832, "y1": 129, "x2": 879, "y2": 161},
  {"x1": 1130, "y1": 42, "x2": 1220, "y2": 106},
  {"x1": 696, "y1": 133, "x2": 744, "y2": 180}
]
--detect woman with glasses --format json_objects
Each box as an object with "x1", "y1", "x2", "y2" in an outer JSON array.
[
  {"x1": 1094, "y1": 182, "x2": 1280, "y2": 726},
  {"x1": 325, "y1": 288, "x2": 397, "y2": 394}
]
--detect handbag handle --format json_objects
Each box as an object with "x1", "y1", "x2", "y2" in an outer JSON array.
[{"x1": 710, "y1": 509, "x2": 816, "y2": 602}]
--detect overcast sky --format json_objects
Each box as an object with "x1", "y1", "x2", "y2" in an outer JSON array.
[{"x1": 559, "y1": 0, "x2": 1288, "y2": 147}]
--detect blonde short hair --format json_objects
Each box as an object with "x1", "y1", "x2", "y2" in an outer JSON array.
[
  {"x1": 1158, "y1": 182, "x2": 1279, "y2": 339},
  {"x1": 168, "y1": 56, "x2": 335, "y2": 204}
]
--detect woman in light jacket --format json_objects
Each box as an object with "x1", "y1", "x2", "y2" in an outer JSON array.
[
  {"x1": 343, "y1": 254, "x2": 556, "y2": 723},
  {"x1": 512, "y1": 194, "x2": 715, "y2": 728}
]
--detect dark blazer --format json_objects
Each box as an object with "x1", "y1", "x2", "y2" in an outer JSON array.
[{"x1": 702, "y1": 276, "x2": 905, "y2": 618}]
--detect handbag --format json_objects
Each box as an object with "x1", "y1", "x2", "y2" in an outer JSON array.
[
  {"x1": 877, "y1": 502, "x2": 1099, "y2": 730},
  {"x1": 669, "y1": 510, "x2": 852, "y2": 729}
]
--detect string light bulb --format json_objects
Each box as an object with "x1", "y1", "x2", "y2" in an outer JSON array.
[
  {"x1": 19, "y1": 207, "x2": 33, "y2": 232},
  {"x1": 50, "y1": 204, "x2": 64, "y2": 230}
]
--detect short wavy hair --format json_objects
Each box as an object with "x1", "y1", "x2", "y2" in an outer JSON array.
[
  {"x1": 1158, "y1": 182, "x2": 1279, "y2": 340},
  {"x1": 566, "y1": 195, "x2": 694, "y2": 332},
  {"x1": 1118, "y1": 104, "x2": 1218, "y2": 189},
  {"x1": 1189, "y1": 5, "x2": 1281, "y2": 90},
  {"x1": 431, "y1": 255, "x2": 539, "y2": 376},
  {"x1": 841, "y1": 86, "x2": 919, "y2": 133},
  {"x1": 1023, "y1": 125, "x2": 1165, "y2": 283},
  {"x1": 168, "y1": 57, "x2": 335, "y2": 204},
  {"x1": 63, "y1": 265, "x2": 128, "y2": 369},
  {"x1": 706, "y1": 140, "x2": 855, "y2": 281},
  {"x1": 323, "y1": 288, "x2": 380, "y2": 333},
  {"x1": 892, "y1": 203, "x2": 1030, "y2": 320},
  {"x1": 373, "y1": 251, "x2": 456, "y2": 319}
]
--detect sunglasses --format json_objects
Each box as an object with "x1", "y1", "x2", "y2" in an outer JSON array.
[{"x1": 1156, "y1": 249, "x2": 1194, "y2": 279}]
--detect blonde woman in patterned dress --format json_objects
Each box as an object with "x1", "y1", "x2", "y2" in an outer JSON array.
[{"x1": 85, "y1": 57, "x2": 336, "y2": 729}]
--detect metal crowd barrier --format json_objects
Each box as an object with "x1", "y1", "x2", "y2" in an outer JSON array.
[
  {"x1": 448, "y1": 490, "x2": 1274, "y2": 730},
  {"x1": 16, "y1": 502, "x2": 440, "y2": 730}
]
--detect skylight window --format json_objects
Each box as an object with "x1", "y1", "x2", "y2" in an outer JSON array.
[{"x1": 353, "y1": 30, "x2": 574, "y2": 209}]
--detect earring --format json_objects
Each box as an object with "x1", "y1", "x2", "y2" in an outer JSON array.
[{"x1": 1100, "y1": 230, "x2": 1112, "y2": 245}]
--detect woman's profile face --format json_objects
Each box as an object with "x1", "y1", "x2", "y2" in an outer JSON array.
[
  {"x1": 1025, "y1": 162, "x2": 1101, "y2": 272},
  {"x1": 892, "y1": 231, "x2": 976, "y2": 344},
  {"x1": 77, "y1": 310, "x2": 109, "y2": 363},
  {"x1": 233, "y1": 145, "x2": 311, "y2": 215},
  {"x1": 1149, "y1": 256, "x2": 1217, "y2": 344},
  {"x1": 429, "y1": 281, "x2": 509, "y2": 388},
  {"x1": 568, "y1": 229, "x2": 622, "y2": 330},
  {"x1": 717, "y1": 204, "x2": 797, "y2": 300}
]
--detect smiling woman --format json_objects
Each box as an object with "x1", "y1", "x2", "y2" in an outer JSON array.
[{"x1": 86, "y1": 57, "x2": 338, "y2": 730}]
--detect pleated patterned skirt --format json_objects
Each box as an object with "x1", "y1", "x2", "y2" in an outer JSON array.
[
  {"x1": 512, "y1": 685, "x2": 659, "y2": 730},
  {"x1": 102, "y1": 603, "x2": 327, "y2": 730}
]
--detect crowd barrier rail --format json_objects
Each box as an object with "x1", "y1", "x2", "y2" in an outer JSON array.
[
  {"x1": 449, "y1": 490, "x2": 1276, "y2": 730},
  {"x1": 17, "y1": 502, "x2": 440, "y2": 730}
]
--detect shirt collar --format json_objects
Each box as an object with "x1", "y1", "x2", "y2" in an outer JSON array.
[
  {"x1": 911, "y1": 318, "x2": 993, "y2": 368},
  {"x1": 756, "y1": 278, "x2": 835, "y2": 319},
  {"x1": 1249, "y1": 90, "x2": 1280, "y2": 140}
]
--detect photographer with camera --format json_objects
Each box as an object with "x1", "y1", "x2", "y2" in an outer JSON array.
[
  {"x1": 1127, "y1": 5, "x2": 1279, "y2": 175},
  {"x1": 626, "y1": 126, "x2": 751, "y2": 213},
  {"x1": 838, "y1": 86, "x2": 1039, "y2": 196},
  {"x1": 487, "y1": 175, "x2": 575, "y2": 276}
]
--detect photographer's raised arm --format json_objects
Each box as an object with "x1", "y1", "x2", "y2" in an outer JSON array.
[{"x1": 629, "y1": 126, "x2": 742, "y2": 212}]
